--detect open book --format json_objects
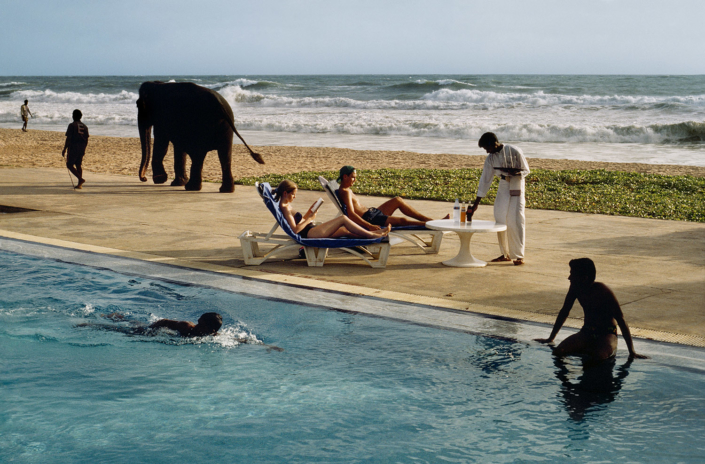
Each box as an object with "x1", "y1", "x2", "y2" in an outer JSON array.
[{"x1": 310, "y1": 197, "x2": 324, "y2": 213}]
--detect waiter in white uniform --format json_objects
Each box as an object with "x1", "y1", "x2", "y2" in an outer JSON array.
[{"x1": 468, "y1": 132, "x2": 530, "y2": 265}]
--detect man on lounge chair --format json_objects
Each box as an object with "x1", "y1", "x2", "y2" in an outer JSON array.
[{"x1": 337, "y1": 166, "x2": 448, "y2": 231}]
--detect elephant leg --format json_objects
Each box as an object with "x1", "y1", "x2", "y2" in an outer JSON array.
[
  {"x1": 171, "y1": 145, "x2": 189, "y2": 186},
  {"x1": 184, "y1": 152, "x2": 205, "y2": 191},
  {"x1": 152, "y1": 137, "x2": 169, "y2": 184},
  {"x1": 217, "y1": 143, "x2": 235, "y2": 193}
]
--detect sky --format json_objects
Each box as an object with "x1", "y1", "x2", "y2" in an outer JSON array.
[{"x1": 1, "y1": 0, "x2": 704, "y2": 75}]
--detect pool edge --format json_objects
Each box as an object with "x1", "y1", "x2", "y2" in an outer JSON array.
[{"x1": 2, "y1": 228, "x2": 704, "y2": 349}]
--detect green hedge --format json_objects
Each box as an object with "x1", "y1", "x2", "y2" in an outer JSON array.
[{"x1": 237, "y1": 168, "x2": 705, "y2": 223}]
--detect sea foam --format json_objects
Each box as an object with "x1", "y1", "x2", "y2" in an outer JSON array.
[{"x1": 11, "y1": 89, "x2": 138, "y2": 104}]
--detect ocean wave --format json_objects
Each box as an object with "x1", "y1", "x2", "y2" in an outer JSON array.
[
  {"x1": 218, "y1": 84, "x2": 474, "y2": 110},
  {"x1": 217, "y1": 84, "x2": 705, "y2": 112},
  {"x1": 208, "y1": 79, "x2": 279, "y2": 91},
  {"x1": 390, "y1": 79, "x2": 476, "y2": 91},
  {"x1": 10, "y1": 89, "x2": 138, "y2": 104},
  {"x1": 233, "y1": 115, "x2": 705, "y2": 144},
  {"x1": 0, "y1": 81, "x2": 27, "y2": 87},
  {"x1": 0, "y1": 109, "x2": 136, "y2": 125},
  {"x1": 422, "y1": 88, "x2": 705, "y2": 108}
]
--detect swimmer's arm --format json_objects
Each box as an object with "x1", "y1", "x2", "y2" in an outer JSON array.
[
  {"x1": 602, "y1": 285, "x2": 648, "y2": 359},
  {"x1": 615, "y1": 313, "x2": 648, "y2": 360},
  {"x1": 149, "y1": 319, "x2": 194, "y2": 337},
  {"x1": 75, "y1": 322, "x2": 148, "y2": 335},
  {"x1": 234, "y1": 337, "x2": 284, "y2": 352},
  {"x1": 534, "y1": 287, "x2": 577, "y2": 344}
]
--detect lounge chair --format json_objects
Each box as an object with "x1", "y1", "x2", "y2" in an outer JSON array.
[
  {"x1": 239, "y1": 182, "x2": 391, "y2": 268},
  {"x1": 317, "y1": 176, "x2": 444, "y2": 254}
]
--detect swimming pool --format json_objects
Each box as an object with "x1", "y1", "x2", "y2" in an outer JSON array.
[{"x1": 1, "y1": 239, "x2": 704, "y2": 463}]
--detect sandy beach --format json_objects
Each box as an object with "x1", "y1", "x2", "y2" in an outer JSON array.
[{"x1": 2, "y1": 128, "x2": 704, "y2": 182}]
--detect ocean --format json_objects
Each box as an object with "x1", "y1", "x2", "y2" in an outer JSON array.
[{"x1": 1, "y1": 75, "x2": 704, "y2": 166}]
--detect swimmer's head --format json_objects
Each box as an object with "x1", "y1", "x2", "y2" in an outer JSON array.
[
  {"x1": 196, "y1": 312, "x2": 223, "y2": 335},
  {"x1": 569, "y1": 258, "x2": 596, "y2": 283}
]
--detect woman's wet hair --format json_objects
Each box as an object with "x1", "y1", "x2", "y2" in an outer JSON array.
[
  {"x1": 197, "y1": 312, "x2": 223, "y2": 333},
  {"x1": 273, "y1": 179, "x2": 297, "y2": 201},
  {"x1": 478, "y1": 132, "x2": 499, "y2": 149},
  {"x1": 569, "y1": 258, "x2": 597, "y2": 282}
]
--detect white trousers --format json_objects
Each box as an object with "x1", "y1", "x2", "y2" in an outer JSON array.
[{"x1": 493, "y1": 179, "x2": 526, "y2": 260}]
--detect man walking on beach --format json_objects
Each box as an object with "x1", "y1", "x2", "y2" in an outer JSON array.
[
  {"x1": 20, "y1": 100, "x2": 32, "y2": 131},
  {"x1": 62, "y1": 109, "x2": 89, "y2": 189},
  {"x1": 467, "y1": 132, "x2": 530, "y2": 265}
]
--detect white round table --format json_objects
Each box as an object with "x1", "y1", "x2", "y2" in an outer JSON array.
[{"x1": 425, "y1": 219, "x2": 507, "y2": 267}]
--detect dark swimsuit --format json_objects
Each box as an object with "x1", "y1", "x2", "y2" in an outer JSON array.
[
  {"x1": 294, "y1": 212, "x2": 314, "y2": 238},
  {"x1": 579, "y1": 325, "x2": 617, "y2": 340},
  {"x1": 362, "y1": 207, "x2": 388, "y2": 227}
]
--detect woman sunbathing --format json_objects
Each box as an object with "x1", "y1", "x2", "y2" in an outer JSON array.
[{"x1": 275, "y1": 179, "x2": 390, "y2": 239}]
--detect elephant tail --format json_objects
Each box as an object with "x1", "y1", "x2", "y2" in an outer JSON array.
[{"x1": 225, "y1": 117, "x2": 265, "y2": 165}]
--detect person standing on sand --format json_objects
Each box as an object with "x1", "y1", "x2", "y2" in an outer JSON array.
[
  {"x1": 62, "y1": 109, "x2": 89, "y2": 189},
  {"x1": 20, "y1": 100, "x2": 32, "y2": 131},
  {"x1": 535, "y1": 258, "x2": 648, "y2": 362},
  {"x1": 467, "y1": 132, "x2": 530, "y2": 265}
]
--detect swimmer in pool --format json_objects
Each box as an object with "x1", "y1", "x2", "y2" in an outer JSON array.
[
  {"x1": 534, "y1": 258, "x2": 648, "y2": 361},
  {"x1": 78, "y1": 312, "x2": 283, "y2": 351},
  {"x1": 148, "y1": 311, "x2": 223, "y2": 337},
  {"x1": 85, "y1": 312, "x2": 223, "y2": 337}
]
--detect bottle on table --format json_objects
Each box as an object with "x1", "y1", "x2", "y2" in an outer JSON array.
[
  {"x1": 460, "y1": 203, "x2": 467, "y2": 224},
  {"x1": 453, "y1": 198, "x2": 460, "y2": 223}
]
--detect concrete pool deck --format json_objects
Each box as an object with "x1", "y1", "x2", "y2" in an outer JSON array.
[{"x1": 1, "y1": 167, "x2": 704, "y2": 347}]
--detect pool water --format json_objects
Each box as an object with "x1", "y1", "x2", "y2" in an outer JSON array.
[{"x1": 1, "y1": 249, "x2": 704, "y2": 463}]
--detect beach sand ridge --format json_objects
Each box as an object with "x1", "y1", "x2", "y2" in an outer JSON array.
[{"x1": 2, "y1": 128, "x2": 703, "y2": 181}]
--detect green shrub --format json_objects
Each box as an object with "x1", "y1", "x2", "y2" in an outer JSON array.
[{"x1": 237, "y1": 168, "x2": 705, "y2": 223}]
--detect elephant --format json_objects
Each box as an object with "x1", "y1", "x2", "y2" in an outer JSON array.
[{"x1": 136, "y1": 81, "x2": 264, "y2": 192}]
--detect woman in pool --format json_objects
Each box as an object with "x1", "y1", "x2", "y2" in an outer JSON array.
[
  {"x1": 275, "y1": 180, "x2": 391, "y2": 239},
  {"x1": 535, "y1": 258, "x2": 647, "y2": 361}
]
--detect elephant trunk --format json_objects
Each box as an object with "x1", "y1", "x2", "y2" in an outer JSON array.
[{"x1": 138, "y1": 125, "x2": 152, "y2": 182}]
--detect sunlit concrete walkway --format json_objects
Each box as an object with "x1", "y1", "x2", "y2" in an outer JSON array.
[{"x1": 1, "y1": 167, "x2": 703, "y2": 346}]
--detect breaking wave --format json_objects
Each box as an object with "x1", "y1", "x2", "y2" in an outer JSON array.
[
  {"x1": 233, "y1": 116, "x2": 705, "y2": 144},
  {"x1": 208, "y1": 79, "x2": 281, "y2": 91},
  {"x1": 390, "y1": 79, "x2": 476, "y2": 90},
  {"x1": 421, "y1": 88, "x2": 705, "y2": 108},
  {"x1": 10, "y1": 89, "x2": 138, "y2": 104},
  {"x1": 218, "y1": 84, "x2": 705, "y2": 112}
]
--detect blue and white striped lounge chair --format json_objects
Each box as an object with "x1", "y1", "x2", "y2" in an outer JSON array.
[
  {"x1": 317, "y1": 176, "x2": 444, "y2": 254},
  {"x1": 238, "y1": 182, "x2": 391, "y2": 268}
]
